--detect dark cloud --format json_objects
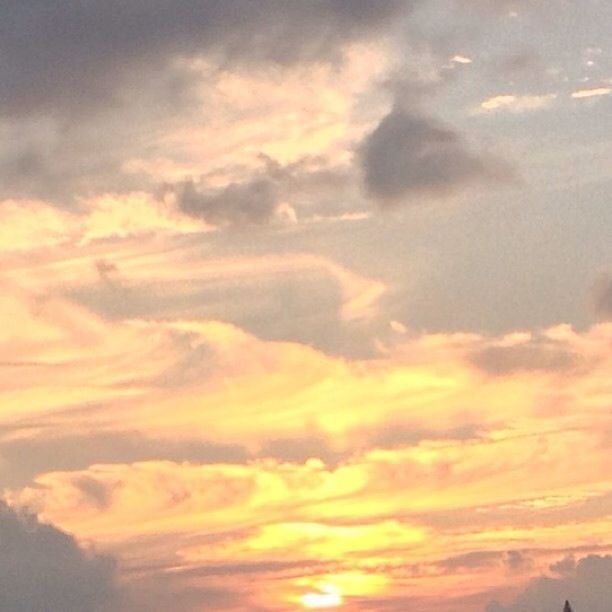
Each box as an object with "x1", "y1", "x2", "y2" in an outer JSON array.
[
  {"x1": 64, "y1": 227, "x2": 386, "y2": 359},
  {"x1": 258, "y1": 435, "x2": 342, "y2": 465},
  {"x1": 0, "y1": 2, "x2": 408, "y2": 204},
  {"x1": 0, "y1": 431, "x2": 248, "y2": 488},
  {"x1": 258, "y1": 154, "x2": 355, "y2": 216},
  {"x1": 173, "y1": 559, "x2": 326, "y2": 579},
  {"x1": 469, "y1": 342, "x2": 579, "y2": 375},
  {"x1": 73, "y1": 476, "x2": 117, "y2": 510},
  {"x1": 0, "y1": 147, "x2": 49, "y2": 195},
  {"x1": 0, "y1": 112, "x2": 148, "y2": 203},
  {"x1": 504, "y1": 550, "x2": 532, "y2": 572},
  {"x1": 0, "y1": 0, "x2": 409, "y2": 119},
  {"x1": 164, "y1": 154, "x2": 353, "y2": 228},
  {"x1": 419, "y1": 491, "x2": 612, "y2": 534},
  {"x1": 435, "y1": 550, "x2": 531, "y2": 573},
  {"x1": 359, "y1": 108, "x2": 512, "y2": 204},
  {"x1": 371, "y1": 423, "x2": 482, "y2": 449},
  {"x1": 591, "y1": 273, "x2": 612, "y2": 321},
  {"x1": 126, "y1": 576, "x2": 241, "y2": 612},
  {"x1": 437, "y1": 550, "x2": 502, "y2": 571},
  {"x1": 0, "y1": 501, "x2": 117, "y2": 612},
  {"x1": 172, "y1": 178, "x2": 279, "y2": 227},
  {"x1": 487, "y1": 555, "x2": 612, "y2": 612}
]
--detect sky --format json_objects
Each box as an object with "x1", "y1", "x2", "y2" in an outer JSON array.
[{"x1": 0, "y1": 1, "x2": 611, "y2": 611}]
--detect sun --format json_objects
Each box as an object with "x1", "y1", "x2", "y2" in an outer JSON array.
[{"x1": 300, "y1": 584, "x2": 343, "y2": 609}]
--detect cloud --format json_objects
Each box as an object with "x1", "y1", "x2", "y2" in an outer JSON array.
[
  {"x1": 0, "y1": 199, "x2": 79, "y2": 251},
  {"x1": 436, "y1": 550, "x2": 532, "y2": 574},
  {"x1": 359, "y1": 108, "x2": 511, "y2": 204},
  {"x1": 0, "y1": 282, "x2": 610, "y2": 611},
  {"x1": 370, "y1": 423, "x2": 482, "y2": 449},
  {"x1": 478, "y1": 94, "x2": 557, "y2": 113},
  {"x1": 161, "y1": 154, "x2": 355, "y2": 228},
  {"x1": 0, "y1": 0, "x2": 409, "y2": 119},
  {"x1": 2, "y1": 314, "x2": 611, "y2": 609},
  {"x1": 0, "y1": 3, "x2": 399, "y2": 205},
  {"x1": 0, "y1": 500, "x2": 117, "y2": 612},
  {"x1": 125, "y1": 572, "x2": 244, "y2": 612},
  {"x1": 571, "y1": 87, "x2": 611, "y2": 99},
  {"x1": 170, "y1": 178, "x2": 279, "y2": 227},
  {"x1": 0, "y1": 431, "x2": 249, "y2": 489},
  {"x1": 438, "y1": 550, "x2": 503, "y2": 571},
  {"x1": 486, "y1": 555, "x2": 612, "y2": 612},
  {"x1": 0, "y1": 37, "x2": 385, "y2": 206},
  {"x1": 469, "y1": 341, "x2": 578, "y2": 375}
]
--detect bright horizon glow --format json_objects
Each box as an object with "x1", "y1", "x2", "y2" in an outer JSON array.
[{"x1": 301, "y1": 584, "x2": 343, "y2": 609}]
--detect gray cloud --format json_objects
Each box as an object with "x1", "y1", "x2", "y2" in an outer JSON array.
[
  {"x1": 456, "y1": 0, "x2": 521, "y2": 9},
  {"x1": 0, "y1": 110, "x2": 152, "y2": 203},
  {"x1": 486, "y1": 555, "x2": 612, "y2": 612},
  {"x1": 0, "y1": 1, "x2": 411, "y2": 204},
  {"x1": 359, "y1": 108, "x2": 511, "y2": 204},
  {"x1": 126, "y1": 574, "x2": 241, "y2": 612},
  {"x1": 371, "y1": 423, "x2": 482, "y2": 449},
  {"x1": 469, "y1": 343, "x2": 579, "y2": 376},
  {"x1": 0, "y1": 0, "x2": 409, "y2": 119},
  {"x1": 0, "y1": 501, "x2": 117, "y2": 612},
  {"x1": 419, "y1": 491, "x2": 612, "y2": 534},
  {"x1": 0, "y1": 431, "x2": 248, "y2": 489},
  {"x1": 172, "y1": 559, "x2": 326, "y2": 579},
  {"x1": 505, "y1": 550, "x2": 532, "y2": 572},
  {"x1": 172, "y1": 178, "x2": 279, "y2": 227},
  {"x1": 258, "y1": 435, "x2": 342, "y2": 465},
  {"x1": 437, "y1": 550, "x2": 532, "y2": 573},
  {"x1": 63, "y1": 231, "x2": 385, "y2": 359},
  {"x1": 438, "y1": 550, "x2": 502, "y2": 571},
  {"x1": 164, "y1": 154, "x2": 353, "y2": 228}
]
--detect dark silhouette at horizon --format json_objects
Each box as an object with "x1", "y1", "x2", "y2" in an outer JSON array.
[{"x1": 564, "y1": 601, "x2": 573, "y2": 612}]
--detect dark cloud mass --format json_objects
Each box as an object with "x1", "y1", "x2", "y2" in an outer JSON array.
[
  {"x1": 359, "y1": 108, "x2": 510, "y2": 204},
  {"x1": 173, "y1": 178, "x2": 279, "y2": 227},
  {"x1": 487, "y1": 555, "x2": 612, "y2": 612},
  {"x1": 0, "y1": 0, "x2": 409, "y2": 118},
  {"x1": 167, "y1": 155, "x2": 353, "y2": 227},
  {"x1": 0, "y1": 1, "x2": 411, "y2": 203},
  {"x1": 0, "y1": 501, "x2": 117, "y2": 612}
]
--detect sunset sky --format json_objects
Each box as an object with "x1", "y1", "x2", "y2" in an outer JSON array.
[{"x1": 1, "y1": 1, "x2": 611, "y2": 611}]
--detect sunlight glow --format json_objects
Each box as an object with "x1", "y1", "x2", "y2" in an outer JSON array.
[{"x1": 301, "y1": 584, "x2": 343, "y2": 609}]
